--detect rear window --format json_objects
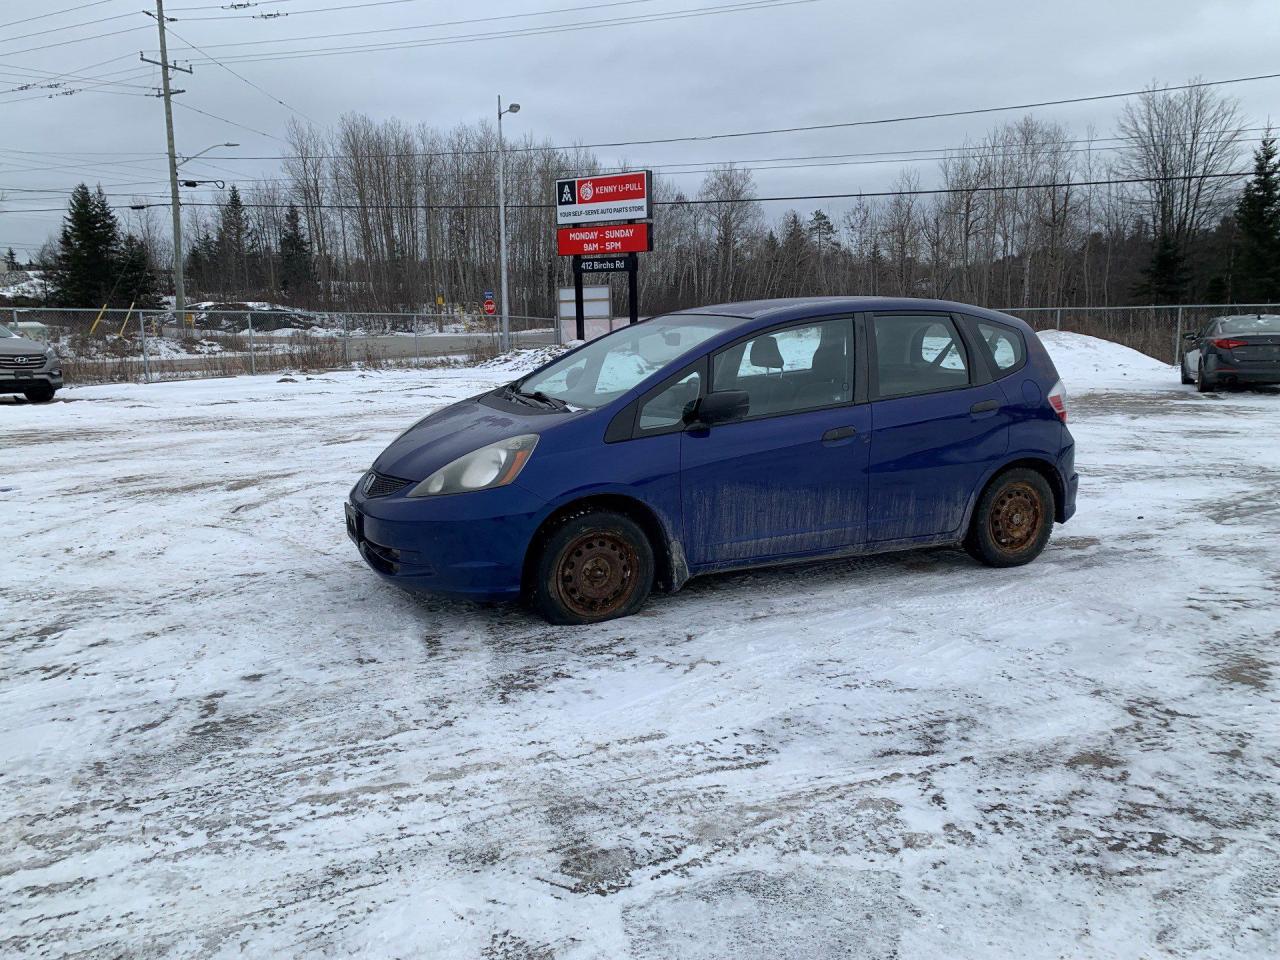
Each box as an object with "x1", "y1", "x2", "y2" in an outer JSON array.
[
  {"x1": 873, "y1": 314, "x2": 970, "y2": 399},
  {"x1": 1216, "y1": 315, "x2": 1280, "y2": 335}
]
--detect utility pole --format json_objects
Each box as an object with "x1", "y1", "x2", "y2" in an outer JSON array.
[
  {"x1": 143, "y1": 0, "x2": 192, "y2": 320},
  {"x1": 496, "y1": 96, "x2": 521, "y2": 353}
]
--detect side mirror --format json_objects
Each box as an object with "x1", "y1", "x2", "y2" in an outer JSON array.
[
  {"x1": 688, "y1": 389, "x2": 750, "y2": 427},
  {"x1": 1182, "y1": 332, "x2": 1198, "y2": 342}
]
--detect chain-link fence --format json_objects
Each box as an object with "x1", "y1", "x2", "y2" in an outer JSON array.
[
  {"x1": 998, "y1": 304, "x2": 1280, "y2": 364},
  {"x1": 4, "y1": 306, "x2": 557, "y2": 386}
]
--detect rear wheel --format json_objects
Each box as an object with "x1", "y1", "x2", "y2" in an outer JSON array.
[
  {"x1": 965, "y1": 468, "x2": 1054, "y2": 568},
  {"x1": 1196, "y1": 362, "x2": 1215, "y2": 393},
  {"x1": 530, "y1": 510, "x2": 654, "y2": 625},
  {"x1": 1180, "y1": 356, "x2": 1194, "y2": 385},
  {"x1": 23, "y1": 383, "x2": 55, "y2": 403}
]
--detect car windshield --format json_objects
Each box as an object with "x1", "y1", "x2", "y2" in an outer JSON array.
[
  {"x1": 516, "y1": 314, "x2": 738, "y2": 409},
  {"x1": 1217, "y1": 314, "x2": 1280, "y2": 335},
  {"x1": 0, "y1": 324, "x2": 14, "y2": 338}
]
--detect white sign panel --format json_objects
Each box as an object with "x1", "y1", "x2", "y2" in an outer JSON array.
[
  {"x1": 557, "y1": 285, "x2": 621, "y2": 342},
  {"x1": 555, "y1": 170, "x2": 652, "y2": 226}
]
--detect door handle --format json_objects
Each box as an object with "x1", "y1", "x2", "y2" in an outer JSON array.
[
  {"x1": 970, "y1": 399, "x2": 1000, "y2": 414},
  {"x1": 822, "y1": 425, "x2": 857, "y2": 442}
]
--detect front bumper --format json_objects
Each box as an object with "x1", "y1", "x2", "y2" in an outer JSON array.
[
  {"x1": 346, "y1": 479, "x2": 548, "y2": 600},
  {"x1": 0, "y1": 365, "x2": 61, "y2": 393}
]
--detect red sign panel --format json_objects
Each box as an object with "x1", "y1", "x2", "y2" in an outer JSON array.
[
  {"x1": 483, "y1": 298, "x2": 497, "y2": 315},
  {"x1": 556, "y1": 171, "x2": 652, "y2": 225},
  {"x1": 557, "y1": 223, "x2": 651, "y2": 257}
]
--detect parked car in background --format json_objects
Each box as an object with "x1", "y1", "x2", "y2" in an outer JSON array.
[
  {"x1": 1181, "y1": 314, "x2": 1280, "y2": 391},
  {"x1": 347, "y1": 298, "x2": 1077, "y2": 624},
  {"x1": 0, "y1": 322, "x2": 61, "y2": 402}
]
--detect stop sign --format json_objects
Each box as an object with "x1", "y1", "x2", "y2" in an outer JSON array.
[{"x1": 483, "y1": 298, "x2": 496, "y2": 316}]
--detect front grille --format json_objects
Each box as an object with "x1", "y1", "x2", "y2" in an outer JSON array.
[
  {"x1": 363, "y1": 471, "x2": 411, "y2": 498},
  {"x1": 0, "y1": 354, "x2": 45, "y2": 370}
]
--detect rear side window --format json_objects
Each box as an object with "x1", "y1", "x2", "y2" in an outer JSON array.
[
  {"x1": 975, "y1": 321, "x2": 1025, "y2": 374},
  {"x1": 872, "y1": 314, "x2": 970, "y2": 399}
]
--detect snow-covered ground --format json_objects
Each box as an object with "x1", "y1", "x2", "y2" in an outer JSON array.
[{"x1": 2, "y1": 337, "x2": 1277, "y2": 959}]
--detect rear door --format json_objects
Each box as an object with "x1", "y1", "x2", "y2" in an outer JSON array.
[
  {"x1": 866, "y1": 312, "x2": 1010, "y2": 543},
  {"x1": 677, "y1": 316, "x2": 871, "y2": 565}
]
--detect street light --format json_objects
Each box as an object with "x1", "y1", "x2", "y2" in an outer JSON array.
[
  {"x1": 177, "y1": 142, "x2": 238, "y2": 169},
  {"x1": 497, "y1": 97, "x2": 520, "y2": 352}
]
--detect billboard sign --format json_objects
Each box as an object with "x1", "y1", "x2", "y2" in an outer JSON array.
[
  {"x1": 557, "y1": 223, "x2": 651, "y2": 257},
  {"x1": 555, "y1": 171, "x2": 651, "y2": 225}
]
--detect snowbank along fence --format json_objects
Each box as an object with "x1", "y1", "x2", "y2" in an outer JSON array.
[
  {"x1": 8, "y1": 302, "x2": 1280, "y2": 386},
  {"x1": 4, "y1": 307, "x2": 557, "y2": 385},
  {"x1": 999, "y1": 303, "x2": 1280, "y2": 365}
]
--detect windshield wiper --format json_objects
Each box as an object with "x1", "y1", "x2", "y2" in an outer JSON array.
[{"x1": 500, "y1": 384, "x2": 570, "y2": 411}]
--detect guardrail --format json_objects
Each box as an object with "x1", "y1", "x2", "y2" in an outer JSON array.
[{"x1": 4, "y1": 307, "x2": 558, "y2": 386}]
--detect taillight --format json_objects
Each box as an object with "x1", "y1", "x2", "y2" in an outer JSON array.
[
  {"x1": 1212, "y1": 338, "x2": 1248, "y2": 349},
  {"x1": 1047, "y1": 380, "x2": 1068, "y2": 423}
]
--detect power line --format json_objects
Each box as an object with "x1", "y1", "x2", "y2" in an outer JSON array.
[
  {"x1": 0, "y1": 24, "x2": 152, "y2": 60},
  {"x1": 73, "y1": 71, "x2": 1276, "y2": 162},
  {"x1": 172, "y1": 99, "x2": 288, "y2": 142},
  {"x1": 1, "y1": 171, "x2": 1256, "y2": 215},
  {"x1": 161, "y1": 22, "x2": 320, "y2": 124},
  {"x1": 0, "y1": 0, "x2": 120, "y2": 31},
  {"x1": 163, "y1": 0, "x2": 818, "y2": 64},
  {"x1": 0, "y1": 11, "x2": 141, "y2": 47},
  {"x1": 180, "y1": 0, "x2": 668, "y2": 49}
]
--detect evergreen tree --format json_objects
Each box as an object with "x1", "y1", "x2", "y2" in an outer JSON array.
[
  {"x1": 117, "y1": 235, "x2": 161, "y2": 309},
  {"x1": 49, "y1": 184, "x2": 121, "y2": 307},
  {"x1": 185, "y1": 229, "x2": 218, "y2": 296},
  {"x1": 279, "y1": 204, "x2": 313, "y2": 295},
  {"x1": 1137, "y1": 233, "x2": 1188, "y2": 303},
  {"x1": 1234, "y1": 135, "x2": 1280, "y2": 303},
  {"x1": 3, "y1": 248, "x2": 18, "y2": 271},
  {"x1": 215, "y1": 186, "x2": 249, "y2": 297}
]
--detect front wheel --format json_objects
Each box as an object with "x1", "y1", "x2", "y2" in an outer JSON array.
[
  {"x1": 965, "y1": 468, "x2": 1055, "y2": 568},
  {"x1": 530, "y1": 510, "x2": 654, "y2": 625},
  {"x1": 23, "y1": 383, "x2": 55, "y2": 403},
  {"x1": 1180, "y1": 357, "x2": 1194, "y2": 385}
]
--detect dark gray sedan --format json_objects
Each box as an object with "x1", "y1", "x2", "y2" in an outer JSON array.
[{"x1": 1181, "y1": 314, "x2": 1280, "y2": 392}]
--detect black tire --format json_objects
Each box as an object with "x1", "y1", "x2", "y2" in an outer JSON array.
[
  {"x1": 1180, "y1": 357, "x2": 1194, "y2": 385},
  {"x1": 23, "y1": 383, "x2": 55, "y2": 403},
  {"x1": 964, "y1": 468, "x2": 1055, "y2": 568},
  {"x1": 530, "y1": 510, "x2": 654, "y2": 625},
  {"x1": 1196, "y1": 362, "x2": 1215, "y2": 393}
]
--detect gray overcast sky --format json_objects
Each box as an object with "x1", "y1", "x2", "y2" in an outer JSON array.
[{"x1": 1, "y1": 0, "x2": 1277, "y2": 257}]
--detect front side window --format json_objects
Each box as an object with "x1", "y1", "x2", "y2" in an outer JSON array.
[
  {"x1": 975, "y1": 321, "x2": 1025, "y2": 373},
  {"x1": 518, "y1": 314, "x2": 736, "y2": 409},
  {"x1": 0, "y1": 324, "x2": 14, "y2": 338},
  {"x1": 638, "y1": 369, "x2": 702, "y2": 431},
  {"x1": 711, "y1": 318, "x2": 852, "y2": 418},
  {"x1": 873, "y1": 314, "x2": 971, "y2": 399}
]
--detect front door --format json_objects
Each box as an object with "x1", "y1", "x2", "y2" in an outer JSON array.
[{"x1": 678, "y1": 317, "x2": 871, "y2": 565}]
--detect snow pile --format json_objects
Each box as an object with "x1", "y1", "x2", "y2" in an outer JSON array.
[
  {"x1": 1039, "y1": 330, "x2": 1174, "y2": 393},
  {"x1": 0, "y1": 269, "x2": 47, "y2": 301}
]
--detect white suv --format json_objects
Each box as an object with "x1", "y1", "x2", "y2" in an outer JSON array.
[{"x1": 0, "y1": 323, "x2": 62, "y2": 402}]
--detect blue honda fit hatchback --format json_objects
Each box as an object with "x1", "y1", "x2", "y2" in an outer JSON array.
[{"x1": 347, "y1": 298, "x2": 1077, "y2": 623}]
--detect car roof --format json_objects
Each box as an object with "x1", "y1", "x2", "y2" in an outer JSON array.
[{"x1": 671, "y1": 296, "x2": 1034, "y2": 333}]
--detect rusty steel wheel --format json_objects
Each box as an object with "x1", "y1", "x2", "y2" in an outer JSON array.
[
  {"x1": 988, "y1": 481, "x2": 1042, "y2": 554},
  {"x1": 556, "y1": 532, "x2": 640, "y2": 619},
  {"x1": 965, "y1": 468, "x2": 1054, "y2": 568},
  {"x1": 531, "y1": 510, "x2": 655, "y2": 624}
]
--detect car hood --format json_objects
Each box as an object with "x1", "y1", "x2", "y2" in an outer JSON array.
[
  {"x1": 372, "y1": 393, "x2": 559, "y2": 481},
  {"x1": 0, "y1": 335, "x2": 47, "y2": 356}
]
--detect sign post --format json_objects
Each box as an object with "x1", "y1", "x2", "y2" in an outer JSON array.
[{"x1": 556, "y1": 170, "x2": 651, "y2": 340}]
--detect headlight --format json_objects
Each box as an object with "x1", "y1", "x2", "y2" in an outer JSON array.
[
  {"x1": 44, "y1": 347, "x2": 55, "y2": 359},
  {"x1": 408, "y1": 434, "x2": 539, "y2": 497}
]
